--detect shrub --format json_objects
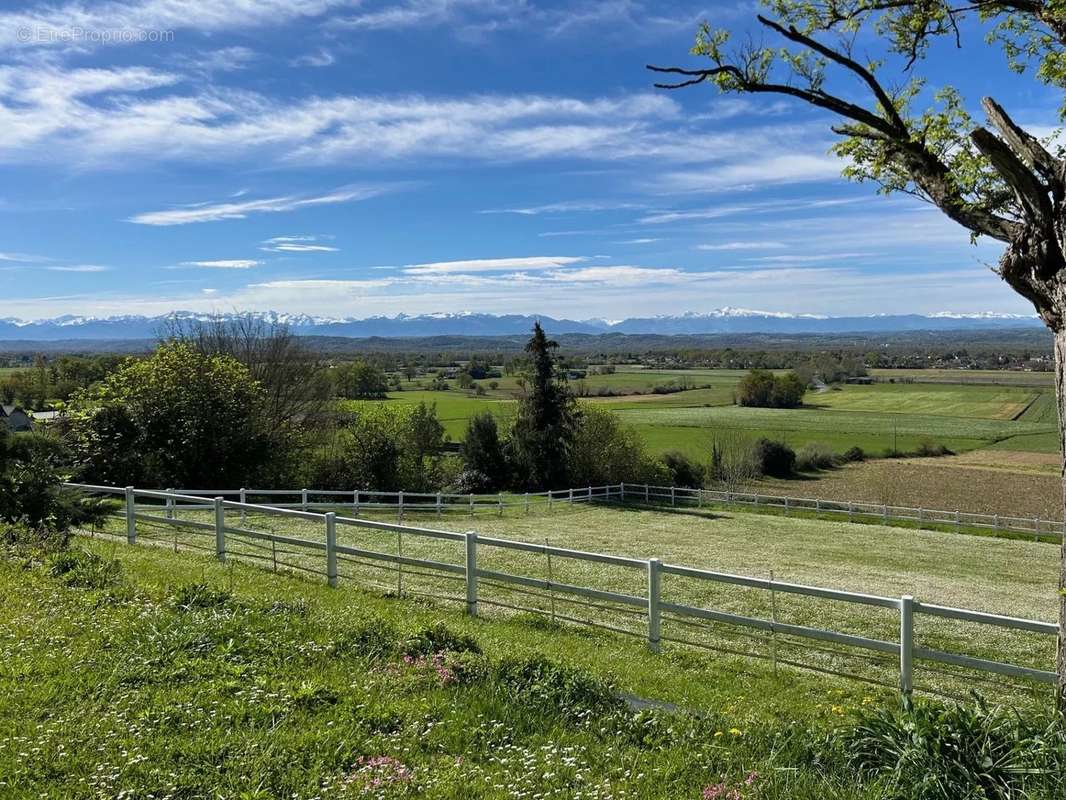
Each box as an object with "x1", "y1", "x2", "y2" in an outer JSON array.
[
  {"x1": 567, "y1": 406, "x2": 663, "y2": 487},
  {"x1": 795, "y1": 442, "x2": 837, "y2": 472},
  {"x1": 753, "y1": 438, "x2": 795, "y2": 477},
  {"x1": 451, "y1": 468, "x2": 495, "y2": 495},
  {"x1": 0, "y1": 522, "x2": 71, "y2": 554},
  {"x1": 171, "y1": 582, "x2": 234, "y2": 611},
  {"x1": 401, "y1": 622, "x2": 481, "y2": 658},
  {"x1": 915, "y1": 439, "x2": 954, "y2": 457},
  {"x1": 839, "y1": 698, "x2": 1066, "y2": 799},
  {"x1": 332, "y1": 617, "x2": 398, "y2": 660},
  {"x1": 660, "y1": 451, "x2": 705, "y2": 488},
  {"x1": 461, "y1": 413, "x2": 509, "y2": 489},
  {"x1": 48, "y1": 548, "x2": 122, "y2": 589},
  {"x1": 495, "y1": 655, "x2": 625, "y2": 721},
  {"x1": 842, "y1": 446, "x2": 866, "y2": 462}
]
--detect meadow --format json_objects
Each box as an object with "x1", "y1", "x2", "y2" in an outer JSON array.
[
  {"x1": 371, "y1": 369, "x2": 1059, "y2": 462},
  {"x1": 105, "y1": 500, "x2": 1059, "y2": 705}
]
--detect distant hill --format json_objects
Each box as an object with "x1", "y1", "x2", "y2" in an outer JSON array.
[{"x1": 0, "y1": 308, "x2": 1043, "y2": 342}]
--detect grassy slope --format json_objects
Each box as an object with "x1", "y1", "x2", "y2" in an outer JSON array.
[
  {"x1": 0, "y1": 539, "x2": 887, "y2": 800},
  {"x1": 114, "y1": 502, "x2": 1059, "y2": 702}
]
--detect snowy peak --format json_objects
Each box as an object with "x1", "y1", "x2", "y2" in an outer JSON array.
[{"x1": 0, "y1": 309, "x2": 1043, "y2": 341}]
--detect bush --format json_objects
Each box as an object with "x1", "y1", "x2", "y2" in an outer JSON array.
[
  {"x1": 461, "y1": 413, "x2": 509, "y2": 489},
  {"x1": 915, "y1": 439, "x2": 954, "y2": 457},
  {"x1": 839, "y1": 698, "x2": 1066, "y2": 799},
  {"x1": 753, "y1": 438, "x2": 795, "y2": 477},
  {"x1": 451, "y1": 469, "x2": 495, "y2": 495},
  {"x1": 660, "y1": 451, "x2": 705, "y2": 488},
  {"x1": 567, "y1": 406, "x2": 664, "y2": 487},
  {"x1": 401, "y1": 622, "x2": 481, "y2": 658},
  {"x1": 794, "y1": 442, "x2": 837, "y2": 472},
  {"x1": 171, "y1": 582, "x2": 234, "y2": 611},
  {"x1": 48, "y1": 548, "x2": 122, "y2": 589},
  {"x1": 495, "y1": 655, "x2": 625, "y2": 721},
  {"x1": 842, "y1": 446, "x2": 866, "y2": 462},
  {"x1": 0, "y1": 522, "x2": 71, "y2": 554}
]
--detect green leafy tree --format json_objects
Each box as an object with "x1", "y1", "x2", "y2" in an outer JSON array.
[
  {"x1": 652, "y1": 0, "x2": 1066, "y2": 701},
  {"x1": 509, "y1": 322, "x2": 577, "y2": 490},
  {"x1": 339, "y1": 361, "x2": 390, "y2": 400},
  {"x1": 65, "y1": 342, "x2": 280, "y2": 488},
  {"x1": 461, "y1": 413, "x2": 509, "y2": 489},
  {"x1": 736, "y1": 369, "x2": 777, "y2": 407},
  {"x1": 771, "y1": 372, "x2": 807, "y2": 408},
  {"x1": 568, "y1": 406, "x2": 665, "y2": 487}
]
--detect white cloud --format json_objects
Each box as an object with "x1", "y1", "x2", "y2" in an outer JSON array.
[
  {"x1": 616, "y1": 238, "x2": 660, "y2": 244},
  {"x1": 480, "y1": 200, "x2": 645, "y2": 215},
  {"x1": 654, "y1": 153, "x2": 845, "y2": 193},
  {"x1": 181, "y1": 259, "x2": 261, "y2": 269},
  {"x1": 1, "y1": 0, "x2": 355, "y2": 47},
  {"x1": 402, "y1": 256, "x2": 586, "y2": 275},
  {"x1": 261, "y1": 235, "x2": 339, "y2": 253},
  {"x1": 696, "y1": 241, "x2": 786, "y2": 251},
  {"x1": 130, "y1": 186, "x2": 396, "y2": 226},
  {"x1": 291, "y1": 49, "x2": 335, "y2": 67},
  {"x1": 46, "y1": 264, "x2": 110, "y2": 272}
]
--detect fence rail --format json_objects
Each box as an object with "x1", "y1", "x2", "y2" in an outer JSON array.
[
  {"x1": 616, "y1": 483, "x2": 1065, "y2": 542},
  {"x1": 64, "y1": 482, "x2": 1060, "y2": 701}
]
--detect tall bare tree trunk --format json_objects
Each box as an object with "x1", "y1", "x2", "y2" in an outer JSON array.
[{"x1": 1055, "y1": 329, "x2": 1066, "y2": 709}]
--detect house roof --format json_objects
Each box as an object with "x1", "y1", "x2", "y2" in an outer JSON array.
[{"x1": 1, "y1": 405, "x2": 27, "y2": 417}]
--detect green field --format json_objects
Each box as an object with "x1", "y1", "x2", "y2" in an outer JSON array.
[
  {"x1": 357, "y1": 368, "x2": 1062, "y2": 463},
  {"x1": 106, "y1": 501, "x2": 1058, "y2": 703}
]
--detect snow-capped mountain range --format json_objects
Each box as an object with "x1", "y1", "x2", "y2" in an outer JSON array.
[{"x1": 0, "y1": 308, "x2": 1042, "y2": 341}]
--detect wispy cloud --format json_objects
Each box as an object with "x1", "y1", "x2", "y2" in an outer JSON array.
[
  {"x1": 46, "y1": 264, "x2": 109, "y2": 272},
  {"x1": 480, "y1": 200, "x2": 646, "y2": 215},
  {"x1": 291, "y1": 49, "x2": 335, "y2": 67},
  {"x1": 403, "y1": 256, "x2": 586, "y2": 276},
  {"x1": 130, "y1": 186, "x2": 396, "y2": 226},
  {"x1": 1, "y1": 0, "x2": 354, "y2": 47},
  {"x1": 615, "y1": 238, "x2": 660, "y2": 244},
  {"x1": 181, "y1": 260, "x2": 260, "y2": 269},
  {"x1": 696, "y1": 241, "x2": 786, "y2": 251},
  {"x1": 261, "y1": 235, "x2": 339, "y2": 253}
]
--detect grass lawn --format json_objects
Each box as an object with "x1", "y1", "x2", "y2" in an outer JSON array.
[
  {"x1": 107, "y1": 501, "x2": 1059, "y2": 705},
  {"x1": 2, "y1": 536, "x2": 907, "y2": 800},
  {"x1": 807, "y1": 383, "x2": 1038, "y2": 420}
]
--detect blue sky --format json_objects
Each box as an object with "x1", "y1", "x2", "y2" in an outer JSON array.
[{"x1": 0, "y1": 0, "x2": 1059, "y2": 321}]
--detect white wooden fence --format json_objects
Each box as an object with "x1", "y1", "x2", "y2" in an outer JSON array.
[
  {"x1": 618, "y1": 483, "x2": 1065, "y2": 542},
  {"x1": 120, "y1": 482, "x2": 1064, "y2": 542},
  {"x1": 65, "y1": 482, "x2": 1060, "y2": 701}
]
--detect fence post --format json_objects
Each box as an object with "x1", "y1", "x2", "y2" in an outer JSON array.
[
  {"x1": 955, "y1": 510, "x2": 960, "y2": 531},
  {"x1": 883, "y1": 504, "x2": 888, "y2": 525},
  {"x1": 398, "y1": 491, "x2": 404, "y2": 522},
  {"x1": 645, "y1": 484, "x2": 650, "y2": 503},
  {"x1": 994, "y1": 514, "x2": 1000, "y2": 531},
  {"x1": 301, "y1": 488, "x2": 308, "y2": 511},
  {"x1": 239, "y1": 488, "x2": 247, "y2": 525},
  {"x1": 214, "y1": 497, "x2": 225, "y2": 562},
  {"x1": 899, "y1": 595, "x2": 914, "y2": 700},
  {"x1": 754, "y1": 493, "x2": 760, "y2": 506},
  {"x1": 588, "y1": 486, "x2": 592, "y2": 503},
  {"x1": 354, "y1": 490, "x2": 360, "y2": 516},
  {"x1": 670, "y1": 486, "x2": 675, "y2": 507},
  {"x1": 918, "y1": 507, "x2": 924, "y2": 529},
  {"x1": 1034, "y1": 517, "x2": 1040, "y2": 542},
  {"x1": 325, "y1": 512, "x2": 337, "y2": 588},
  {"x1": 847, "y1": 501, "x2": 853, "y2": 522},
  {"x1": 524, "y1": 492, "x2": 530, "y2": 514},
  {"x1": 621, "y1": 482, "x2": 626, "y2": 502},
  {"x1": 647, "y1": 558, "x2": 661, "y2": 653},
  {"x1": 498, "y1": 494, "x2": 503, "y2": 516},
  {"x1": 125, "y1": 486, "x2": 136, "y2": 544},
  {"x1": 697, "y1": 488, "x2": 703, "y2": 509},
  {"x1": 548, "y1": 491, "x2": 553, "y2": 512},
  {"x1": 569, "y1": 488, "x2": 574, "y2": 505},
  {"x1": 465, "y1": 531, "x2": 478, "y2": 617},
  {"x1": 436, "y1": 492, "x2": 443, "y2": 518},
  {"x1": 165, "y1": 488, "x2": 174, "y2": 521},
  {"x1": 815, "y1": 498, "x2": 821, "y2": 517},
  {"x1": 784, "y1": 496, "x2": 790, "y2": 517}
]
